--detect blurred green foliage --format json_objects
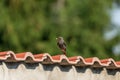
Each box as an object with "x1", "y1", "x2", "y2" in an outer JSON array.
[{"x1": 0, "y1": 0, "x2": 119, "y2": 59}]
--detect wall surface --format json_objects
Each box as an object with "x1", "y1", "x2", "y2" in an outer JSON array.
[{"x1": 0, "y1": 62, "x2": 120, "y2": 80}]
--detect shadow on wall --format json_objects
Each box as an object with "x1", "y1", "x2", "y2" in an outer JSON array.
[{"x1": 2, "y1": 62, "x2": 120, "y2": 76}]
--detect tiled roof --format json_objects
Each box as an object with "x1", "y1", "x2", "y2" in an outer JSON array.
[{"x1": 0, "y1": 51, "x2": 120, "y2": 69}]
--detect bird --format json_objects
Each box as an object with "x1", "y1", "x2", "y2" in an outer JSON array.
[{"x1": 56, "y1": 37, "x2": 67, "y2": 55}]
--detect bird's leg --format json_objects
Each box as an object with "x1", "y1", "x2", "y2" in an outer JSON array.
[{"x1": 61, "y1": 50, "x2": 66, "y2": 56}]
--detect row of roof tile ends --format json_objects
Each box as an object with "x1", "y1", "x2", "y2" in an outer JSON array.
[{"x1": 0, "y1": 51, "x2": 120, "y2": 69}]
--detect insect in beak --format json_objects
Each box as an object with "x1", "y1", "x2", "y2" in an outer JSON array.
[{"x1": 56, "y1": 38, "x2": 58, "y2": 40}]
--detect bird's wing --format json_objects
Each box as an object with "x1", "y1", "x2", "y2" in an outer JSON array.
[
  {"x1": 63, "y1": 42, "x2": 66, "y2": 51},
  {"x1": 63, "y1": 42, "x2": 66, "y2": 47}
]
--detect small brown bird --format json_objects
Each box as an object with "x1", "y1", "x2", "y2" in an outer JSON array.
[{"x1": 56, "y1": 37, "x2": 66, "y2": 55}]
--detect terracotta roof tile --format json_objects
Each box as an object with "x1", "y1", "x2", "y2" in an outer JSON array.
[{"x1": 0, "y1": 51, "x2": 120, "y2": 69}]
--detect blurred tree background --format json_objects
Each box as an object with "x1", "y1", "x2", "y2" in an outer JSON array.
[{"x1": 0, "y1": 0, "x2": 120, "y2": 59}]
